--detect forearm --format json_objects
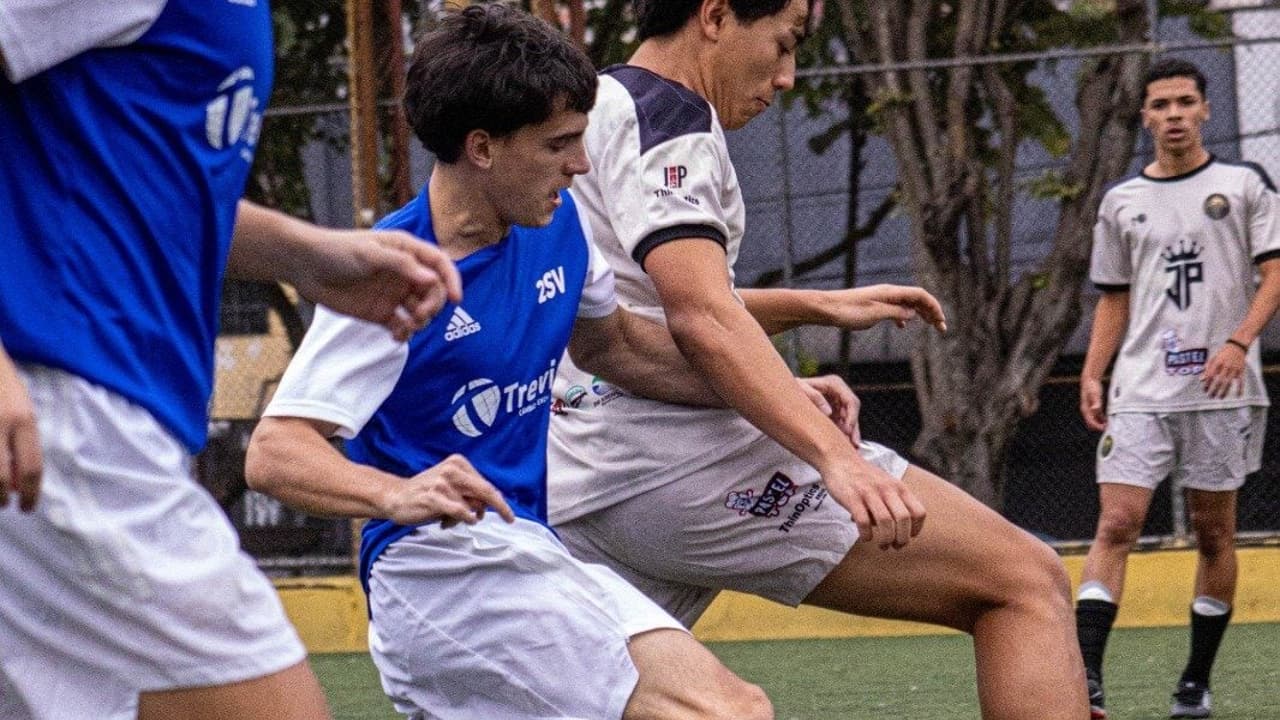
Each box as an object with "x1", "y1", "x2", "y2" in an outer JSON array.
[
  {"x1": 245, "y1": 417, "x2": 397, "y2": 519},
  {"x1": 1081, "y1": 293, "x2": 1128, "y2": 381},
  {"x1": 1229, "y1": 265, "x2": 1280, "y2": 346},
  {"x1": 571, "y1": 311, "x2": 724, "y2": 407},
  {"x1": 227, "y1": 201, "x2": 326, "y2": 286},
  {"x1": 668, "y1": 301, "x2": 858, "y2": 471},
  {"x1": 738, "y1": 288, "x2": 830, "y2": 335}
]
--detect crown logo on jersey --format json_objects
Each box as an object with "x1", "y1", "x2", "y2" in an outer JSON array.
[
  {"x1": 1161, "y1": 240, "x2": 1202, "y2": 264},
  {"x1": 444, "y1": 307, "x2": 482, "y2": 342}
]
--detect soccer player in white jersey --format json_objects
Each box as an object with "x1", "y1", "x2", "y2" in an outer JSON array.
[
  {"x1": 245, "y1": 6, "x2": 781, "y2": 719},
  {"x1": 1076, "y1": 57, "x2": 1280, "y2": 720},
  {"x1": 546, "y1": 1, "x2": 1091, "y2": 718},
  {"x1": 0, "y1": 3, "x2": 462, "y2": 720}
]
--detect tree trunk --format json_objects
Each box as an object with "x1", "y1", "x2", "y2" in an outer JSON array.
[{"x1": 837, "y1": 0, "x2": 1150, "y2": 508}]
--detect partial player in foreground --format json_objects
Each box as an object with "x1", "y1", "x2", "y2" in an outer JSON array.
[
  {"x1": 0, "y1": 3, "x2": 460, "y2": 720},
  {"x1": 1077, "y1": 57, "x2": 1280, "y2": 720},
  {"x1": 546, "y1": 1, "x2": 1090, "y2": 718},
  {"x1": 247, "y1": 6, "x2": 783, "y2": 719}
]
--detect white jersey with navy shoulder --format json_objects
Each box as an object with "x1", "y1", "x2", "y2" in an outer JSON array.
[
  {"x1": 1091, "y1": 157, "x2": 1280, "y2": 412},
  {"x1": 263, "y1": 188, "x2": 617, "y2": 590},
  {"x1": 0, "y1": 0, "x2": 273, "y2": 452},
  {"x1": 548, "y1": 64, "x2": 753, "y2": 524}
]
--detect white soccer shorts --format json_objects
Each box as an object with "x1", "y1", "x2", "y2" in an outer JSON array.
[
  {"x1": 0, "y1": 365, "x2": 305, "y2": 720},
  {"x1": 554, "y1": 437, "x2": 910, "y2": 627},
  {"x1": 366, "y1": 515, "x2": 685, "y2": 720},
  {"x1": 1096, "y1": 407, "x2": 1266, "y2": 492}
]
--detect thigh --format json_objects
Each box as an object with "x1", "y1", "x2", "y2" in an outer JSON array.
[
  {"x1": 1172, "y1": 407, "x2": 1262, "y2": 491},
  {"x1": 138, "y1": 661, "x2": 330, "y2": 720},
  {"x1": 368, "y1": 517, "x2": 685, "y2": 720},
  {"x1": 804, "y1": 465, "x2": 1063, "y2": 631},
  {"x1": 1096, "y1": 412, "x2": 1176, "y2": 489},
  {"x1": 0, "y1": 367, "x2": 305, "y2": 710}
]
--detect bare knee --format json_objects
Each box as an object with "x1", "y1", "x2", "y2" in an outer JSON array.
[
  {"x1": 1094, "y1": 508, "x2": 1143, "y2": 549},
  {"x1": 993, "y1": 535, "x2": 1073, "y2": 620},
  {"x1": 1193, "y1": 521, "x2": 1235, "y2": 560},
  {"x1": 625, "y1": 631, "x2": 773, "y2": 720}
]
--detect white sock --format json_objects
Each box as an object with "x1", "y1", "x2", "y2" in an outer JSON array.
[
  {"x1": 1078, "y1": 580, "x2": 1115, "y2": 603},
  {"x1": 1191, "y1": 596, "x2": 1230, "y2": 616}
]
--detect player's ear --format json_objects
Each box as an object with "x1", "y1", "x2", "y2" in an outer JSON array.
[
  {"x1": 1202, "y1": 99, "x2": 1211, "y2": 123},
  {"x1": 463, "y1": 129, "x2": 494, "y2": 171},
  {"x1": 699, "y1": 0, "x2": 730, "y2": 40}
]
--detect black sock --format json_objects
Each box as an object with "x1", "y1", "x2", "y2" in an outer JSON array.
[
  {"x1": 1180, "y1": 604, "x2": 1232, "y2": 686},
  {"x1": 1077, "y1": 599, "x2": 1118, "y2": 680}
]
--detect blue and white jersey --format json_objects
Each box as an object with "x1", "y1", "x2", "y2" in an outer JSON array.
[
  {"x1": 0, "y1": 0, "x2": 273, "y2": 451},
  {"x1": 263, "y1": 187, "x2": 617, "y2": 590}
]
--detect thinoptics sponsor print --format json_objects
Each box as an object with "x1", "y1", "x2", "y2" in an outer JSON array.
[{"x1": 724, "y1": 473, "x2": 830, "y2": 532}]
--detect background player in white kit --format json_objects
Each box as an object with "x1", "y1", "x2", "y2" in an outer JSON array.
[
  {"x1": 546, "y1": 1, "x2": 1091, "y2": 718},
  {"x1": 1076, "y1": 57, "x2": 1280, "y2": 720},
  {"x1": 246, "y1": 6, "x2": 788, "y2": 718},
  {"x1": 0, "y1": 3, "x2": 461, "y2": 719}
]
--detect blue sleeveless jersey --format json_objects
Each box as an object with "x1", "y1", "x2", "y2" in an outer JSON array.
[
  {"x1": 354, "y1": 189, "x2": 592, "y2": 590},
  {"x1": 0, "y1": 1, "x2": 273, "y2": 452}
]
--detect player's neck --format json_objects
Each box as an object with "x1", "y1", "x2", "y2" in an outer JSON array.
[
  {"x1": 427, "y1": 171, "x2": 507, "y2": 259},
  {"x1": 1148, "y1": 146, "x2": 1211, "y2": 179},
  {"x1": 630, "y1": 36, "x2": 708, "y2": 102}
]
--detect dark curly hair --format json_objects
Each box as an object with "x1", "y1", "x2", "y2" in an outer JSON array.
[
  {"x1": 633, "y1": 0, "x2": 814, "y2": 41},
  {"x1": 1143, "y1": 57, "x2": 1207, "y2": 102},
  {"x1": 404, "y1": 3, "x2": 597, "y2": 163}
]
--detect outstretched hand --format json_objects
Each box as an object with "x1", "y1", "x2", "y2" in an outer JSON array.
[
  {"x1": 0, "y1": 349, "x2": 42, "y2": 512},
  {"x1": 797, "y1": 375, "x2": 861, "y2": 445},
  {"x1": 294, "y1": 229, "x2": 463, "y2": 342},
  {"x1": 823, "y1": 285, "x2": 947, "y2": 332},
  {"x1": 383, "y1": 454, "x2": 515, "y2": 529}
]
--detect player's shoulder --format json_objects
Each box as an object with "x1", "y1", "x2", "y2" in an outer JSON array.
[
  {"x1": 1211, "y1": 157, "x2": 1278, "y2": 192},
  {"x1": 597, "y1": 64, "x2": 714, "y2": 155}
]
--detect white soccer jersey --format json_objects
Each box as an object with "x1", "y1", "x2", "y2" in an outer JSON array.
[
  {"x1": 1090, "y1": 157, "x2": 1280, "y2": 412},
  {"x1": 549, "y1": 65, "x2": 754, "y2": 524}
]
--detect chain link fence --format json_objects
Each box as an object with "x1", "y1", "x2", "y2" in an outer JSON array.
[{"x1": 201, "y1": 3, "x2": 1280, "y2": 571}]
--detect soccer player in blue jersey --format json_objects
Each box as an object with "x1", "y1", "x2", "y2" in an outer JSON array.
[
  {"x1": 545, "y1": 1, "x2": 1089, "y2": 718},
  {"x1": 0, "y1": 4, "x2": 461, "y2": 720},
  {"x1": 245, "y1": 5, "x2": 776, "y2": 719}
]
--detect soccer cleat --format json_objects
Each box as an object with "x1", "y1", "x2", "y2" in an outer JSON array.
[
  {"x1": 1170, "y1": 680, "x2": 1212, "y2": 718},
  {"x1": 1087, "y1": 672, "x2": 1108, "y2": 719}
]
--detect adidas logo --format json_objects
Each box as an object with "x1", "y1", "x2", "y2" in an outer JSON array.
[{"x1": 444, "y1": 307, "x2": 482, "y2": 342}]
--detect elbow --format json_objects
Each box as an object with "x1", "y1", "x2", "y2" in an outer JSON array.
[{"x1": 244, "y1": 420, "x2": 288, "y2": 497}]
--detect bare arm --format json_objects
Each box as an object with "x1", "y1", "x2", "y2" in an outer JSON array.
[
  {"x1": 1202, "y1": 257, "x2": 1280, "y2": 398},
  {"x1": 229, "y1": 201, "x2": 463, "y2": 341},
  {"x1": 569, "y1": 309, "x2": 724, "y2": 407},
  {"x1": 645, "y1": 240, "x2": 925, "y2": 548},
  {"x1": 245, "y1": 416, "x2": 512, "y2": 526},
  {"x1": 739, "y1": 285, "x2": 947, "y2": 336},
  {"x1": 1079, "y1": 291, "x2": 1129, "y2": 431},
  {"x1": 0, "y1": 341, "x2": 42, "y2": 511}
]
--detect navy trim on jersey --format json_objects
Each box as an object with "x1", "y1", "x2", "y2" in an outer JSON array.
[
  {"x1": 1218, "y1": 158, "x2": 1278, "y2": 192},
  {"x1": 634, "y1": 224, "x2": 727, "y2": 269},
  {"x1": 603, "y1": 64, "x2": 712, "y2": 155},
  {"x1": 1094, "y1": 282, "x2": 1131, "y2": 293},
  {"x1": 1255, "y1": 249, "x2": 1280, "y2": 264},
  {"x1": 1140, "y1": 154, "x2": 1215, "y2": 183}
]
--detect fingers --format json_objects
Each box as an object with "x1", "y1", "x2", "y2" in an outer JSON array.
[
  {"x1": 829, "y1": 464, "x2": 926, "y2": 551},
  {"x1": 797, "y1": 379, "x2": 832, "y2": 416},
  {"x1": 394, "y1": 232, "x2": 463, "y2": 304},
  {"x1": 11, "y1": 421, "x2": 42, "y2": 512}
]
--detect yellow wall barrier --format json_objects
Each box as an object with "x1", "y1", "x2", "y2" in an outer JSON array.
[{"x1": 275, "y1": 547, "x2": 1280, "y2": 653}]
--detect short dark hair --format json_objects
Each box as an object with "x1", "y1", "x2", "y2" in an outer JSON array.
[
  {"x1": 634, "y1": 0, "x2": 812, "y2": 41},
  {"x1": 404, "y1": 3, "x2": 596, "y2": 164},
  {"x1": 1143, "y1": 57, "x2": 1207, "y2": 102}
]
